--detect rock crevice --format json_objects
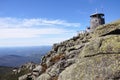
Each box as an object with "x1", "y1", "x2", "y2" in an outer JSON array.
[{"x1": 18, "y1": 20, "x2": 120, "y2": 80}]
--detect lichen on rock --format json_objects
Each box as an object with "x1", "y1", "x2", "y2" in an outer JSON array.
[{"x1": 19, "y1": 20, "x2": 120, "y2": 80}]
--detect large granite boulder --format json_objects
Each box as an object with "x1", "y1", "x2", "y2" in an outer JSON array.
[
  {"x1": 80, "y1": 35, "x2": 120, "y2": 57},
  {"x1": 93, "y1": 20, "x2": 120, "y2": 37},
  {"x1": 58, "y1": 53, "x2": 120, "y2": 80},
  {"x1": 37, "y1": 73, "x2": 51, "y2": 80}
]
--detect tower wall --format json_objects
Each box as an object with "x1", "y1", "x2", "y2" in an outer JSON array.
[{"x1": 90, "y1": 13, "x2": 105, "y2": 31}]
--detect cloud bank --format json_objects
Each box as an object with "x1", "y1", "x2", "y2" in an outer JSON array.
[
  {"x1": 0, "y1": 17, "x2": 80, "y2": 28},
  {"x1": 0, "y1": 17, "x2": 80, "y2": 46},
  {"x1": 0, "y1": 28, "x2": 70, "y2": 38}
]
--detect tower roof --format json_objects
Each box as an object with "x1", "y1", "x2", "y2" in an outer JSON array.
[{"x1": 90, "y1": 13, "x2": 104, "y2": 17}]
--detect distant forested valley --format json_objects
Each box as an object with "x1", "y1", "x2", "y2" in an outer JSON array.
[{"x1": 0, "y1": 46, "x2": 51, "y2": 67}]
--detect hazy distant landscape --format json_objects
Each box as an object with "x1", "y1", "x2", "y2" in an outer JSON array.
[{"x1": 0, "y1": 46, "x2": 51, "y2": 67}]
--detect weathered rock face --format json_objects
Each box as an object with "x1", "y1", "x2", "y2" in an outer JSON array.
[
  {"x1": 58, "y1": 35, "x2": 120, "y2": 80},
  {"x1": 37, "y1": 73, "x2": 51, "y2": 80},
  {"x1": 18, "y1": 62, "x2": 37, "y2": 80},
  {"x1": 19, "y1": 20, "x2": 120, "y2": 80},
  {"x1": 58, "y1": 54, "x2": 120, "y2": 80},
  {"x1": 58, "y1": 20, "x2": 120, "y2": 80},
  {"x1": 79, "y1": 35, "x2": 120, "y2": 58},
  {"x1": 93, "y1": 20, "x2": 120, "y2": 37}
]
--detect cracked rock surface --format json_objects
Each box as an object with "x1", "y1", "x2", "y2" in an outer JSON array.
[{"x1": 19, "y1": 20, "x2": 120, "y2": 80}]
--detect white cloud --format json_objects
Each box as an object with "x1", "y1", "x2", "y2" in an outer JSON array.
[
  {"x1": 0, "y1": 28, "x2": 72, "y2": 39},
  {"x1": 0, "y1": 17, "x2": 80, "y2": 28},
  {"x1": 0, "y1": 17, "x2": 79, "y2": 46},
  {"x1": 0, "y1": 37, "x2": 72, "y2": 47}
]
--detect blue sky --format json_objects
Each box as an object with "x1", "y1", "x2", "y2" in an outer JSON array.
[{"x1": 0, "y1": 0, "x2": 120, "y2": 47}]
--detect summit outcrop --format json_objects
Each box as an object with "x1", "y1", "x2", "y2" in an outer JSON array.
[{"x1": 18, "y1": 20, "x2": 120, "y2": 80}]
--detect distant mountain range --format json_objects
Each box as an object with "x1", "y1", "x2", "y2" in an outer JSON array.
[
  {"x1": 0, "y1": 46, "x2": 51, "y2": 67},
  {"x1": 0, "y1": 55, "x2": 36, "y2": 67}
]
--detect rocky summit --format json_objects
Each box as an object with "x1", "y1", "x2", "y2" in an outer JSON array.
[{"x1": 18, "y1": 20, "x2": 120, "y2": 80}]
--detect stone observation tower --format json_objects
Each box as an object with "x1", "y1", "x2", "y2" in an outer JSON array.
[{"x1": 90, "y1": 12, "x2": 105, "y2": 31}]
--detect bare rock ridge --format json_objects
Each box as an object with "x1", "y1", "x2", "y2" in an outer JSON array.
[{"x1": 19, "y1": 20, "x2": 120, "y2": 80}]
